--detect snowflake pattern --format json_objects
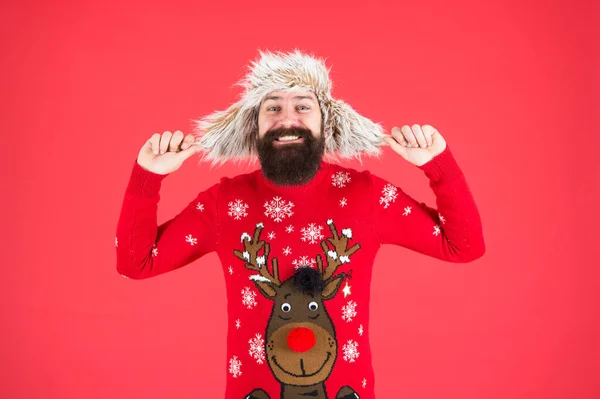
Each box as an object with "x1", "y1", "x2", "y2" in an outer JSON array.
[
  {"x1": 286, "y1": 225, "x2": 294, "y2": 233},
  {"x1": 439, "y1": 213, "x2": 446, "y2": 224},
  {"x1": 332, "y1": 171, "x2": 352, "y2": 188},
  {"x1": 185, "y1": 234, "x2": 197, "y2": 246},
  {"x1": 152, "y1": 247, "x2": 158, "y2": 257},
  {"x1": 433, "y1": 225, "x2": 441, "y2": 236},
  {"x1": 292, "y1": 256, "x2": 317, "y2": 269},
  {"x1": 339, "y1": 197, "x2": 348, "y2": 207},
  {"x1": 342, "y1": 340, "x2": 360, "y2": 363},
  {"x1": 342, "y1": 300, "x2": 358, "y2": 322},
  {"x1": 264, "y1": 196, "x2": 294, "y2": 222},
  {"x1": 229, "y1": 356, "x2": 242, "y2": 378},
  {"x1": 248, "y1": 333, "x2": 266, "y2": 364},
  {"x1": 403, "y1": 206, "x2": 412, "y2": 216},
  {"x1": 228, "y1": 266, "x2": 233, "y2": 275},
  {"x1": 362, "y1": 378, "x2": 367, "y2": 388},
  {"x1": 241, "y1": 287, "x2": 258, "y2": 309},
  {"x1": 380, "y1": 183, "x2": 398, "y2": 209},
  {"x1": 268, "y1": 232, "x2": 276, "y2": 240},
  {"x1": 228, "y1": 199, "x2": 249, "y2": 220},
  {"x1": 301, "y1": 223, "x2": 324, "y2": 244},
  {"x1": 358, "y1": 324, "x2": 364, "y2": 336},
  {"x1": 235, "y1": 319, "x2": 241, "y2": 329},
  {"x1": 196, "y1": 203, "x2": 204, "y2": 211},
  {"x1": 283, "y1": 246, "x2": 292, "y2": 256}
]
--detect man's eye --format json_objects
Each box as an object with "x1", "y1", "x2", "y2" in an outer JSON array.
[
  {"x1": 267, "y1": 106, "x2": 279, "y2": 111},
  {"x1": 298, "y1": 106, "x2": 309, "y2": 111}
]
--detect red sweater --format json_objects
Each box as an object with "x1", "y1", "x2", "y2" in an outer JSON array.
[{"x1": 115, "y1": 146, "x2": 485, "y2": 399}]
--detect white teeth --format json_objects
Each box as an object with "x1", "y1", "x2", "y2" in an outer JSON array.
[{"x1": 277, "y1": 136, "x2": 299, "y2": 141}]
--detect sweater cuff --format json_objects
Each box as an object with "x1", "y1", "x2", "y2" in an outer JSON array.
[
  {"x1": 418, "y1": 145, "x2": 462, "y2": 182},
  {"x1": 126, "y1": 159, "x2": 169, "y2": 197}
]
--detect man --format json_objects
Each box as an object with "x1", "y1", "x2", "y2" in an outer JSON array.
[{"x1": 115, "y1": 50, "x2": 485, "y2": 399}]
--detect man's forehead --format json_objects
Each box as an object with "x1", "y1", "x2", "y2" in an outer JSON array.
[{"x1": 262, "y1": 90, "x2": 318, "y2": 102}]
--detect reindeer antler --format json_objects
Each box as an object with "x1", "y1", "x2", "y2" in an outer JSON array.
[
  {"x1": 316, "y1": 219, "x2": 361, "y2": 282},
  {"x1": 233, "y1": 223, "x2": 281, "y2": 286}
]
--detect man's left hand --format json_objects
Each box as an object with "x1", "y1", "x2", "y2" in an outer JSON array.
[{"x1": 382, "y1": 124, "x2": 447, "y2": 166}]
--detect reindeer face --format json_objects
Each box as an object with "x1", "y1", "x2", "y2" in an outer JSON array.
[
  {"x1": 234, "y1": 221, "x2": 360, "y2": 389},
  {"x1": 254, "y1": 272, "x2": 344, "y2": 386}
]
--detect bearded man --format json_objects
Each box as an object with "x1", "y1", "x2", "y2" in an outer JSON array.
[{"x1": 115, "y1": 50, "x2": 485, "y2": 399}]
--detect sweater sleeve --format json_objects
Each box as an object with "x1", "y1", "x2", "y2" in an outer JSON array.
[
  {"x1": 115, "y1": 160, "x2": 220, "y2": 279},
  {"x1": 370, "y1": 146, "x2": 485, "y2": 263}
]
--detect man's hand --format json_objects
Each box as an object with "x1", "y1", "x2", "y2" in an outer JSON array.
[
  {"x1": 137, "y1": 130, "x2": 202, "y2": 175},
  {"x1": 382, "y1": 124, "x2": 447, "y2": 166}
]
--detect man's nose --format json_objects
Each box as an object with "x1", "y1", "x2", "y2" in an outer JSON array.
[{"x1": 279, "y1": 107, "x2": 299, "y2": 127}]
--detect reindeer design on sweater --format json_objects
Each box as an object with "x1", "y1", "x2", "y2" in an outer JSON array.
[{"x1": 233, "y1": 220, "x2": 361, "y2": 399}]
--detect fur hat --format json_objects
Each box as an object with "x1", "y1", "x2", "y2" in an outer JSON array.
[{"x1": 192, "y1": 49, "x2": 385, "y2": 165}]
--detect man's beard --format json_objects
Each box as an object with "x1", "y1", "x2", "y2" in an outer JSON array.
[{"x1": 256, "y1": 125, "x2": 325, "y2": 186}]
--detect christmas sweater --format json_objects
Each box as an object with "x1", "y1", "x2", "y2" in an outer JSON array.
[{"x1": 115, "y1": 146, "x2": 485, "y2": 399}]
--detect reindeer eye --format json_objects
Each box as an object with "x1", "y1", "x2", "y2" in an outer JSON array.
[
  {"x1": 308, "y1": 301, "x2": 318, "y2": 311},
  {"x1": 281, "y1": 303, "x2": 292, "y2": 312}
]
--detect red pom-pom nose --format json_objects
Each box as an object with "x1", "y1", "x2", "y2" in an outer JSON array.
[{"x1": 287, "y1": 327, "x2": 316, "y2": 352}]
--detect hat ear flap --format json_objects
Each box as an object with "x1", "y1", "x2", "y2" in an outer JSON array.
[
  {"x1": 193, "y1": 102, "x2": 259, "y2": 165},
  {"x1": 325, "y1": 99, "x2": 385, "y2": 159}
]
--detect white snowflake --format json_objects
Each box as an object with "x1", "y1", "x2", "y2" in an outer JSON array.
[
  {"x1": 292, "y1": 256, "x2": 316, "y2": 269},
  {"x1": 196, "y1": 203, "x2": 204, "y2": 211},
  {"x1": 229, "y1": 355, "x2": 242, "y2": 378},
  {"x1": 379, "y1": 183, "x2": 398, "y2": 209},
  {"x1": 152, "y1": 247, "x2": 158, "y2": 257},
  {"x1": 339, "y1": 197, "x2": 348, "y2": 207},
  {"x1": 433, "y1": 225, "x2": 441, "y2": 236},
  {"x1": 342, "y1": 340, "x2": 360, "y2": 363},
  {"x1": 115, "y1": 237, "x2": 118, "y2": 247},
  {"x1": 228, "y1": 266, "x2": 233, "y2": 275},
  {"x1": 268, "y1": 232, "x2": 276, "y2": 240},
  {"x1": 241, "y1": 287, "x2": 258, "y2": 309},
  {"x1": 439, "y1": 213, "x2": 446, "y2": 224},
  {"x1": 403, "y1": 206, "x2": 412, "y2": 216},
  {"x1": 358, "y1": 324, "x2": 364, "y2": 336},
  {"x1": 286, "y1": 225, "x2": 294, "y2": 233},
  {"x1": 332, "y1": 171, "x2": 352, "y2": 188},
  {"x1": 185, "y1": 234, "x2": 197, "y2": 246},
  {"x1": 301, "y1": 223, "x2": 324, "y2": 244},
  {"x1": 362, "y1": 378, "x2": 367, "y2": 388},
  {"x1": 248, "y1": 333, "x2": 266, "y2": 364},
  {"x1": 235, "y1": 319, "x2": 241, "y2": 329},
  {"x1": 342, "y1": 300, "x2": 358, "y2": 322},
  {"x1": 283, "y1": 246, "x2": 292, "y2": 256},
  {"x1": 228, "y1": 199, "x2": 249, "y2": 220},
  {"x1": 264, "y1": 196, "x2": 294, "y2": 222}
]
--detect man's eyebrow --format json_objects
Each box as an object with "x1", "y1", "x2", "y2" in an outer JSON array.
[{"x1": 263, "y1": 95, "x2": 316, "y2": 102}]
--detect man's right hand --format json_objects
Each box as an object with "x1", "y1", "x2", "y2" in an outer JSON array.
[{"x1": 137, "y1": 130, "x2": 202, "y2": 175}]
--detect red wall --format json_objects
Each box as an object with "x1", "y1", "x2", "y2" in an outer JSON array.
[{"x1": 2, "y1": 0, "x2": 598, "y2": 397}]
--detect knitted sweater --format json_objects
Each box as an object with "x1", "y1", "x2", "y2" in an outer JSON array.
[{"x1": 115, "y1": 146, "x2": 485, "y2": 399}]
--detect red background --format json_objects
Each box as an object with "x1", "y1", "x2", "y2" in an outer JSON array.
[{"x1": 2, "y1": 0, "x2": 598, "y2": 398}]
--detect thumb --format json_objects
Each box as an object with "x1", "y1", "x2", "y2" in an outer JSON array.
[
  {"x1": 382, "y1": 135, "x2": 409, "y2": 158},
  {"x1": 177, "y1": 143, "x2": 203, "y2": 162}
]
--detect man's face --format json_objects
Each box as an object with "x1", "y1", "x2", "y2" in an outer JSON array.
[{"x1": 256, "y1": 90, "x2": 325, "y2": 186}]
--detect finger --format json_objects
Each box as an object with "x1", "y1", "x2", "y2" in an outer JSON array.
[
  {"x1": 382, "y1": 135, "x2": 408, "y2": 156},
  {"x1": 148, "y1": 133, "x2": 161, "y2": 155},
  {"x1": 391, "y1": 127, "x2": 409, "y2": 147},
  {"x1": 401, "y1": 125, "x2": 418, "y2": 148},
  {"x1": 169, "y1": 130, "x2": 184, "y2": 152},
  {"x1": 159, "y1": 131, "x2": 172, "y2": 154},
  {"x1": 411, "y1": 124, "x2": 427, "y2": 148},
  {"x1": 180, "y1": 134, "x2": 195, "y2": 150},
  {"x1": 177, "y1": 143, "x2": 203, "y2": 161},
  {"x1": 422, "y1": 125, "x2": 436, "y2": 146}
]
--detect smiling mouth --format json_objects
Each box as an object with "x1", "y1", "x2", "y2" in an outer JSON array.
[
  {"x1": 273, "y1": 136, "x2": 305, "y2": 146},
  {"x1": 272, "y1": 352, "x2": 332, "y2": 377}
]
